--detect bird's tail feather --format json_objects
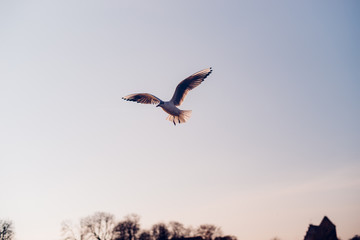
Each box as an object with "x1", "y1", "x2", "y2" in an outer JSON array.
[{"x1": 166, "y1": 110, "x2": 192, "y2": 125}]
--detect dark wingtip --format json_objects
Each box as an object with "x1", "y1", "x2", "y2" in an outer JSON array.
[
  {"x1": 122, "y1": 97, "x2": 134, "y2": 102},
  {"x1": 206, "y1": 67, "x2": 213, "y2": 78}
]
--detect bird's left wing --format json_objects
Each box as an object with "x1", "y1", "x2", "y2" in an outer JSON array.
[
  {"x1": 122, "y1": 93, "x2": 162, "y2": 105},
  {"x1": 170, "y1": 67, "x2": 212, "y2": 106}
]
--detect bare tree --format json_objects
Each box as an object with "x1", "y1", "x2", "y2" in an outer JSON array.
[
  {"x1": 113, "y1": 214, "x2": 141, "y2": 240},
  {"x1": 183, "y1": 226, "x2": 196, "y2": 238},
  {"x1": 80, "y1": 212, "x2": 115, "y2": 240},
  {"x1": 61, "y1": 220, "x2": 84, "y2": 240},
  {"x1": 139, "y1": 230, "x2": 152, "y2": 240},
  {"x1": 152, "y1": 223, "x2": 170, "y2": 240},
  {"x1": 0, "y1": 220, "x2": 14, "y2": 240},
  {"x1": 168, "y1": 221, "x2": 188, "y2": 239},
  {"x1": 196, "y1": 225, "x2": 222, "y2": 240}
]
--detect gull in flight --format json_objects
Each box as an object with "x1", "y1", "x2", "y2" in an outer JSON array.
[{"x1": 123, "y1": 67, "x2": 212, "y2": 125}]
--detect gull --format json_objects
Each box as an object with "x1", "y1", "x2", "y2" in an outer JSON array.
[{"x1": 122, "y1": 67, "x2": 212, "y2": 125}]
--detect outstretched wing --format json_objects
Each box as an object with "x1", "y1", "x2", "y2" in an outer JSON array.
[
  {"x1": 122, "y1": 93, "x2": 162, "y2": 105},
  {"x1": 170, "y1": 67, "x2": 212, "y2": 106}
]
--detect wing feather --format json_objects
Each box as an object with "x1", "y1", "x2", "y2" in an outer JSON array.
[
  {"x1": 170, "y1": 67, "x2": 212, "y2": 106},
  {"x1": 122, "y1": 93, "x2": 162, "y2": 105}
]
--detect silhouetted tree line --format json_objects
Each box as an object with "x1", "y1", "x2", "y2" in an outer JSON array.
[
  {"x1": 60, "y1": 212, "x2": 236, "y2": 240},
  {"x1": 1, "y1": 216, "x2": 359, "y2": 240}
]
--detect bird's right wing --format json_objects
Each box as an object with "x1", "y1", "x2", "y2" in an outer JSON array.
[
  {"x1": 122, "y1": 93, "x2": 162, "y2": 105},
  {"x1": 170, "y1": 67, "x2": 212, "y2": 106}
]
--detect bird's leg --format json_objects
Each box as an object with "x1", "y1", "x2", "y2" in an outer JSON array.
[{"x1": 173, "y1": 120, "x2": 176, "y2": 126}]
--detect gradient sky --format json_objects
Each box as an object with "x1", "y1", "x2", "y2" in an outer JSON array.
[{"x1": 1, "y1": 1, "x2": 360, "y2": 240}]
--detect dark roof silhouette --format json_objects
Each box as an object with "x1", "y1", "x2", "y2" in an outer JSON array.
[{"x1": 304, "y1": 216, "x2": 338, "y2": 240}]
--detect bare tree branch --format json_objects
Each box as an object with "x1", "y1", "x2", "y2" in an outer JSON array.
[{"x1": 0, "y1": 220, "x2": 14, "y2": 240}]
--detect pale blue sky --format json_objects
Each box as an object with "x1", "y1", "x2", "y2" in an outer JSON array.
[{"x1": 0, "y1": 1, "x2": 359, "y2": 240}]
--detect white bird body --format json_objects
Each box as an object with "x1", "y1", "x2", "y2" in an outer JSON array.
[
  {"x1": 123, "y1": 67, "x2": 212, "y2": 125},
  {"x1": 160, "y1": 101, "x2": 182, "y2": 115},
  {"x1": 160, "y1": 101, "x2": 192, "y2": 125}
]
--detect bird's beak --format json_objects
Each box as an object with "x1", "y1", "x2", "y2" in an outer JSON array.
[{"x1": 156, "y1": 104, "x2": 160, "y2": 107}]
